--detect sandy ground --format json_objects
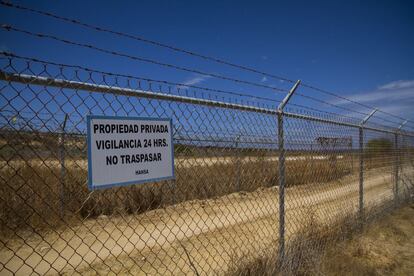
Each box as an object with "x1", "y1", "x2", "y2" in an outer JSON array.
[
  {"x1": 1, "y1": 165, "x2": 411, "y2": 275},
  {"x1": 318, "y1": 202, "x2": 414, "y2": 275}
]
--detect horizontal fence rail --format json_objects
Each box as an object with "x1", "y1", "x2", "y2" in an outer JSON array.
[
  {"x1": 1, "y1": 71, "x2": 412, "y2": 137},
  {"x1": 0, "y1": 71, "x2": 277, "y2": 115},
  {"x1": 0, "y1": 56, "x2": 413, "y2": 275}
]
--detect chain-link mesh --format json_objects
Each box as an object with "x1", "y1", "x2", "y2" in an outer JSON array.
[{"x1": 0, "y1": 55, "x2": 413, "y2": 275}]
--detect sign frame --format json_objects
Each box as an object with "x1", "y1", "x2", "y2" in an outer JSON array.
[{"x1": 87, "y1": 115, "x2": 175, "y2": 190}]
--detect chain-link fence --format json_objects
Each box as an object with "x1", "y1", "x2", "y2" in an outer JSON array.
[{"x1": 0, "y1": 54, "x2": 413, "y2": 275}]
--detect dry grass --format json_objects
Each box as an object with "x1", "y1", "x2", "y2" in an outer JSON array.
[
  {"x1": 318, "y1": 202, "x2": 414, "y2": 276},
  {"x1": 225, "y1": 201, "x2": 413, "y2": 276},
  {"x1": 280, "y1": 208, "x2": 359, "y2": 275},
  {"x1": 0, "y1": 154, "x2": 355, "y2": 234},
  {"x1": 226, "y1": 250, "x2": 279, "y2": 276},
  {"x1": 0, "y1": 131, "x2": 407, "y2": 236},
  {"x1": 226, "y1": 199, "x2": 414, "y2": 276},
  {"x1": 226, "y1": 208, "x2": 360, "y2": 276}
]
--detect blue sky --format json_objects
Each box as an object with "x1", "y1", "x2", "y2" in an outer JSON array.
[{"x1": 1, "y1": 0, "x2": 414, "y2": 130}]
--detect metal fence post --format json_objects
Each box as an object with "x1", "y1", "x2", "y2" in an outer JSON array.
[
  {"x1": 277, "y1": 80, "x2": 300, "y2": 267},
  {"x1": 359, "y1": 108, "x2": 377, "y2": 222},
  {"x1": 358, "y1": 127, "x2": 364, "y2": 220},
  {"x1": 395, "y1": 120, "x2": 407, "y2": 202},
  {"x1": 350, "y1": 136, "x2": 354, "y2": 173},
  {"x1": 394, "y1": 132, "x2": 398, "y2": 202},
  {"x1": 235, "y1": 134, "x2": 241, "y2": 192},
  {"x1": 277, "y1": 111, "x2": 285, "y2": 264},
  {"x1": 172, "y1": 115, "x2": 180, "y2": 205},
  {"x1": 59, "y1": 114, "x2": 68, "y2": 218}
]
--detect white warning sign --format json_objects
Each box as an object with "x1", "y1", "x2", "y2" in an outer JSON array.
[{"x1": 87, "y1": 115, "x2": 174, "y2": 190}]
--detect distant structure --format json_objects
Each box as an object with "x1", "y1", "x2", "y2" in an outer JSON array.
[
  {"x1": 315, "y1": 136, "x2": 353, "y2": 172},
  {"x1": 315, "y1": 136, "x2": 352, "y2": 150}
]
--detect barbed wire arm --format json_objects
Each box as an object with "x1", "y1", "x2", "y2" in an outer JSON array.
[{"x1": 360, "y1": 108, "x2": 378, "y2": 126}]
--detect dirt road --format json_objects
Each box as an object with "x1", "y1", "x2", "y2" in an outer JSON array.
[{"x1": 0, "y1": 167, "x2": 411, "y2": 275}]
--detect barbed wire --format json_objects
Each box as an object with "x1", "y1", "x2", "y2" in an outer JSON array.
[
  {"x1": 0, "y1": 27, "x2": 412, "y2": 126},
  {"x1": 0, "y1": 0, "x2": 295, "y2": 84},
  {"x1": 301, "y1": 83, "x2": 414, "y2": 125},
  {"x1": 290, "y1": 99, "x2": 414, "y2": 130},
  {"x1": 1, "y1": 25, "x2": 289, "y2": 93},
  {"x1": 2, "y1": 46, "x2": 378, "y2": 118},
  {"x1": 293, "y1": 92, "x2": 370, "y2": 116},
  {"x1": 0, "y1": 52, "x2": 280, "y2": 105},
  {"x1": 287, "y1": 103, "x2": 363, "y2": 123},
  {"x1": 1, "y1": 25, "x2": 409, "y2": 124},
  {"x1": 1, "y1": 0, "x2": 412, "y2": 125},
  {"x1": 2, "y1": 52, "x2": 411, "y2": 131},
  {"x1": 0, "y1": 53, "x2": 369, "y2": 126}
]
